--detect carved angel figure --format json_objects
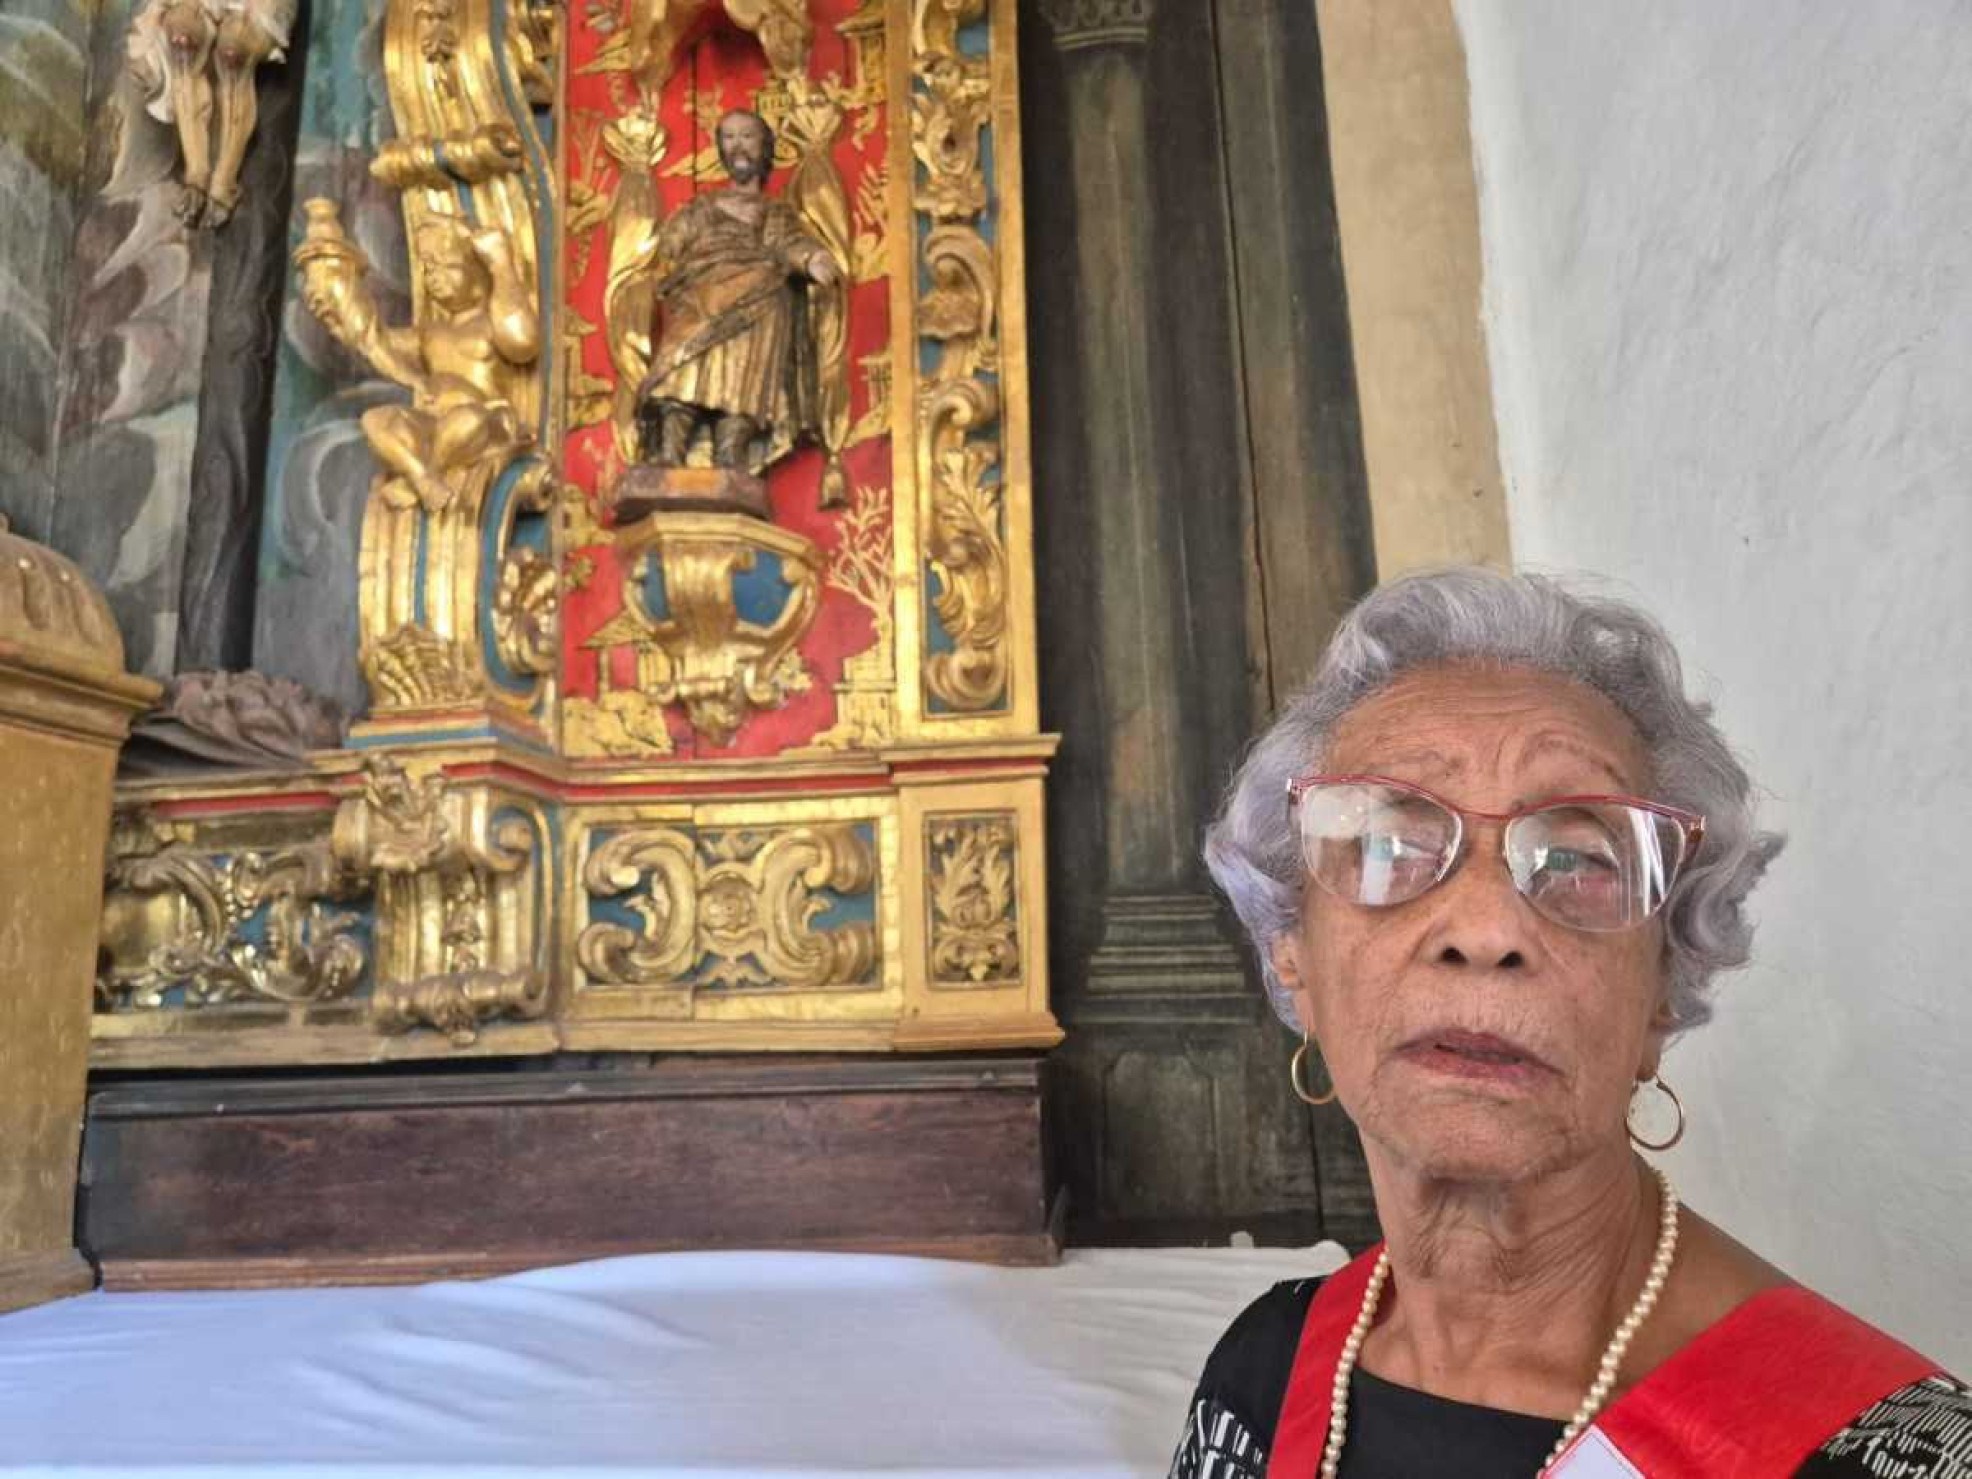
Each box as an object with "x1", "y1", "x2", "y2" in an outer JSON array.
[
  {"x1": 125, "y1": 0, "x2": 297, "y2": 228},
  {"x1": 294, "y1": 201, "x2": 541, "y2": 514}
]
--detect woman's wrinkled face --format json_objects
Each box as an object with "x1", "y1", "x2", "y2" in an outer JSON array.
[{"x1": 1272, "y1": 664, "x2": 1673, "y2": 1183}]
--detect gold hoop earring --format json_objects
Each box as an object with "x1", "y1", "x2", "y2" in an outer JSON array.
[
  {"x1": 1290, "y1": 1033, "x2": 1337, "y2": 1107},
  {"x1": 1628, "y1": 1073, "x2": 1686, "y2": 1152}
]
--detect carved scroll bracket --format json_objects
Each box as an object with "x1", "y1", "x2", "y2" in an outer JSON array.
[
  {"x1": 587, "y1": 514, "x2": 824, "y2": 750},
  {"x1": 331, "y1": 756, "x2": 548, "y2": 1044}
]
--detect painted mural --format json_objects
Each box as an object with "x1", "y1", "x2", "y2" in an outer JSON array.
[{"x1": 0, "y1": 0, "x2": 90, "y2": 543}]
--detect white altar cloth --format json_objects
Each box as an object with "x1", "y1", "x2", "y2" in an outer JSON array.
[{"x1": 0, "y1": 1244, "x2": 1347, "y2": 1478}]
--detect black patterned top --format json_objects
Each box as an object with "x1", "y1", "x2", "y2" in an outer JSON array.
[{"x1": 1170, "y1": 1279, "x2": 1972, "y2": 1478}]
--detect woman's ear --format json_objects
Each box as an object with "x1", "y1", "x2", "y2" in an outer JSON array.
[
  {"x1": 1269, "y1": 937, "x2": 1317, "y2": 1034},
  {"x1": 1269, "y1": 936, "x2": 1302, "y2": 994},
  {"x1": 1637, "y1": 995, "x2": 1678, "y2": 1079}
]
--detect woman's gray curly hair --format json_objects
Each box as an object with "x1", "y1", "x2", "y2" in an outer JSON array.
[{"x1": 1204, "y1": 567, "x2": 1783, "y2": 1033}]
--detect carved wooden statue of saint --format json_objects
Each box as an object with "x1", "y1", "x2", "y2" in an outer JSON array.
[{"x1": 610, "y1": 109, "x2": 845, "y2": 522}]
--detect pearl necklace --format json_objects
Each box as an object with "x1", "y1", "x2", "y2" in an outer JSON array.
[{"x1": 1319, "y1": 1166, "x2": 1680, "y2": 1478}]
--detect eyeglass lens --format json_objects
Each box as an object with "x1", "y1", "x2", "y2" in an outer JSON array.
[{"x1": 1295, "y1": 782, "x2": 1689, "y2": 931}]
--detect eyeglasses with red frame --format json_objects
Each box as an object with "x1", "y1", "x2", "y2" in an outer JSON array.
[{"x1": 1284, "y1": 773, "x2": 1706, "y2": 932}]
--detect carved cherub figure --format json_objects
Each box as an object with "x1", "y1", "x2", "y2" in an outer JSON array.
[{"x1": 294, "y1": 200, "x2": 541, "y2": 513}]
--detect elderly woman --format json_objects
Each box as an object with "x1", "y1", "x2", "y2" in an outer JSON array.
[{"x1": 1170, "y1": 569, "x2": 1968, "y2": 1478}]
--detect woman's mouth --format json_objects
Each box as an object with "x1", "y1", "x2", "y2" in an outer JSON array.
[{"x1": 1397, "y1": 1030, "x2": 1552, "y2": 1085}]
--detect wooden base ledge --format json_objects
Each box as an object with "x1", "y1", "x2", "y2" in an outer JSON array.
[
  {"x1": 0, "y1": 1248, "x2": 96, "y2": 1314},
  {"x1": 102, "y1": 1231, "x2": 1058, "y2": 1292},
  {"x1": 81, "y1": 1054, "x2": 1055, "y2": 1290}
]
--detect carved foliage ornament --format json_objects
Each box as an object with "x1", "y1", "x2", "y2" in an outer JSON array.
[
  {"x1": 926, "y1": 813, "x2": 1020, "y2": 984},
  {"x1": 911, "y1": 0, "x2": 1010, "y2": 713},
  {"x1": 493, "y1": 546, "x2": 559, "y2": 677},
  {"x1": 579, "y1": 823, "x2": 879, "y2": 993},
  {"x1": 98, "y1": 758, "x2": 550, "y2": 1048}
]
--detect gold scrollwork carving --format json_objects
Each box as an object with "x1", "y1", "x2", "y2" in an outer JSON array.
[
  {"x1": 921, "y1": 224, "x2": 998, "y2": 381},
  {"x1": 577, "y1": 826, "x2": 699, "y2": 983},
  {"x1": 912, "y1": 0, "x2": 1011, "y2": 714},
  {"x1": 913, "y1": 0, "x2": 986, "y2": 59},
  {"x1": 910, "y1": 55, "x2": 990, "y2": 222},
  {"x1": 340, "y1": 755, "x2": 452, "y2": 872},
  {"x1": 926, "y1": 813, "x2": 1020, "y2": 985},
  {"x1": 414, "y1": 0, "x2": 460, "y2": 86},
  {"x1": 508, "y1": 0, "x2": 557, "y2": 106},
  {"x1": 579, "y1": 824, "x2": 879, "y2": 992},
  {"x1": 371, "y1": 123, "x2": 526, "y2": 188},
  {"x1": 97, "y1": 815, "x2": 368, "y2": 1011},
  {"x1": 923, "y1": 380, "x2": 1009, "y2": 710}
]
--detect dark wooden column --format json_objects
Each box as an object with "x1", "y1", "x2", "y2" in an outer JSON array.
[{"x1": 1024, "y1": 0, "x2": 1377, "y2": 1246}]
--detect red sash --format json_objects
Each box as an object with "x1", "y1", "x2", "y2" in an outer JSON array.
[
  {"x1": 1267, "y1": 1245, "x2": 1386, "y2": 1477},
  {"x1": 1266, "y1": 1245, "x2": 1940, "y2": 1477}
]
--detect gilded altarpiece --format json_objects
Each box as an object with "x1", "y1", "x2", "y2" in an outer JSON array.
[{"x1": 92, "y1": 0, "x2": 1058, "y2": 1067}]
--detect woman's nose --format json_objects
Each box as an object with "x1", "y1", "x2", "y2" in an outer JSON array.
[{"x1": 1421, "y1": 831, "x2": 1538, "y2": 972}]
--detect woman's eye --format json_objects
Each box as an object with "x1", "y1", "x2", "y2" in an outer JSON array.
[{"x1": 1539, "y1": 845, "x2": 1616, "y2": 876}]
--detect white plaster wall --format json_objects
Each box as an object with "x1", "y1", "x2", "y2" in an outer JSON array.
[{"x1": 1455, "y1": 0, "x2": 1972, "y2": 1368}]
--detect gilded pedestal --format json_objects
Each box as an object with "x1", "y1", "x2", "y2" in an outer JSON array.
[{"x1": 0, "y1": 524, "x2": 157, "y2": 1313}]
